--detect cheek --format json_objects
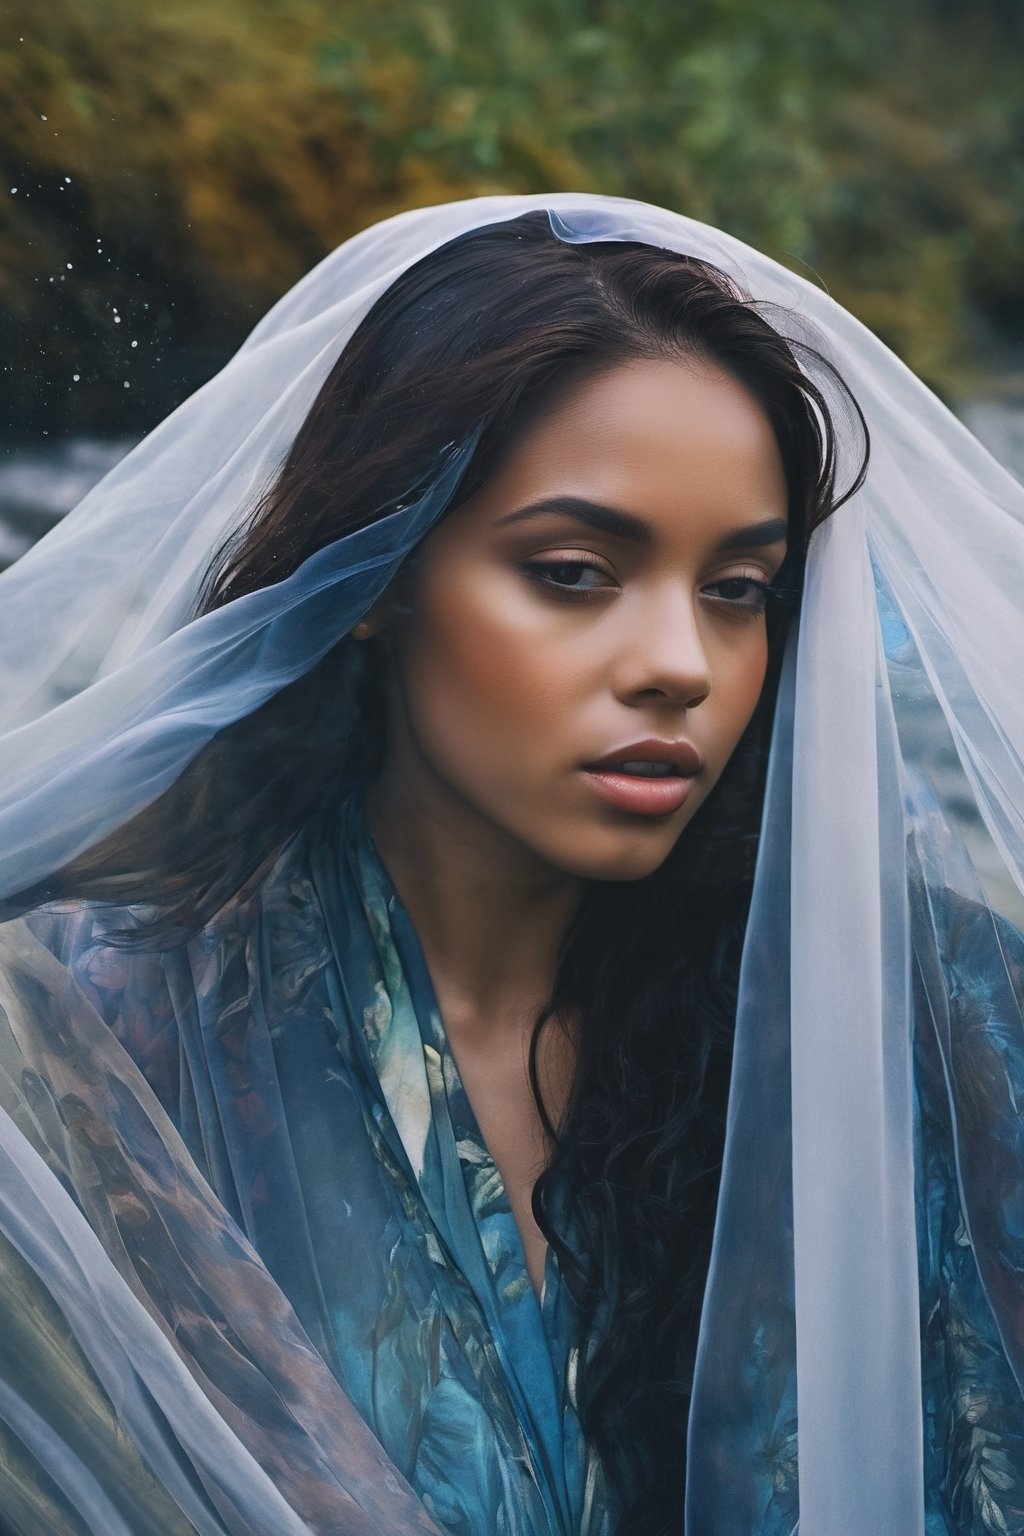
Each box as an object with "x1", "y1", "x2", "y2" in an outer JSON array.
[
  {"x1": 398, "y1": 578, "x2": 568, "y2": 760},
  {"x1": 716, "y1": 630, "x2": 770, "y2": 748}
]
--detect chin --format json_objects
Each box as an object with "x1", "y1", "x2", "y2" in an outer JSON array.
[
  {"x1": 587, "y1": 850, "x2": 679, "y2": 883},
  {"x1": 543, "y1": 823, "x2": 686, "y2": 884}
]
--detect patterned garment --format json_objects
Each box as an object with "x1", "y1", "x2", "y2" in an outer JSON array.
[
  {"x1": 727, "y1": 882, "x2": 1024, "y2": 1536},
  {"x1": 913, "y1": 892, "x2": 1024, "y2": 1536},
  {"x1": 60, "y1": 795, "x2": 609, "y2": 1536},
  {"x1": 1, "y1": 792, "x2": 1023, "y2": 1532}
]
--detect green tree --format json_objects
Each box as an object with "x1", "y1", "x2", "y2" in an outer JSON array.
[{"x1": 1, "y1": 0, "x2": 1020, "y2": 436}]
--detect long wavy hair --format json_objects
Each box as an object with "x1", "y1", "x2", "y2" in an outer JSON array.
[{"x1": 43, "y1": 211, "x2": 868, "y2": 1535}]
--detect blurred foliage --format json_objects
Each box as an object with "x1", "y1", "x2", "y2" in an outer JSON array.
[{"x1": 1, "y1": 0, "x2": 1022, "y2": 437}]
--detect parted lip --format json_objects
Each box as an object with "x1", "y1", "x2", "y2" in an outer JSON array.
[{"x1": 583, "y1": 738, "x2": 704, "y2": 775}]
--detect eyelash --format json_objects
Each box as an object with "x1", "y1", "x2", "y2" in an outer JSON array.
[
  {"x1": 521, "y1": 558, "x2": 776, "y2": 616},
  {"x1": 704, "y1": 574, "x2": 774, "y2": 616},
  {"x1": 521, "y1": 558, "x2": 613, "y2": 599}
]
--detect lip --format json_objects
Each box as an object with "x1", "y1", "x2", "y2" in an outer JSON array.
[
  {"x1": 581, "y1": 738, "x2": 703, "y2": 818},
  {"x1": 585, "y1": 738, "x2": 704, "y2": 776}
]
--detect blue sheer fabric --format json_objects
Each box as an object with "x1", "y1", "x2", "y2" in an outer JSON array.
[
  {"x1": 0, "y1": 795, "x2": 605, "y2": 1536},
  {"x1": 3, "y1": 785, "x2": 1024, "y2": 1533},
  {"x1": 0, "y1": 194, "x2": 1023, "y2": 1534},
  {"x1": 0, "y1": 438, "x2": 475, "y2": 902},
  {"x1": 684, "y1": 881, "x2": 1024, "y2": 1536}
]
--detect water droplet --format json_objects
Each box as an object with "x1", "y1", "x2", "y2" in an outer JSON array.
[
  {"x1": 123, "y1": 381, "x2": 130, "y2": 389},
  {"x1": 72, "y1": 373, "x2": 80, "y2": 382},
  {"x1": 40, "y1": 114, "x2": 47, "y2": 121},
  {"x1": 114, "y1": 315, "x2": 121, "y2": 324},
  {"x1": 64, "y1": 176, "x2": 71, "y2": 184},
  {"x1": 9, "y1": 188, "x2": 16, "y2": 195},
  {"x1": 66, "y1": 262, "x2": 73, "y2": 270},
  {"x1": 130, "y1": 339, "x2": 138, "y2": 348}
]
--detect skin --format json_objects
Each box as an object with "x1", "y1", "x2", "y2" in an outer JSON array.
[{"x1": 362, "y1": 356, "x2": 789, "y2": 1292}]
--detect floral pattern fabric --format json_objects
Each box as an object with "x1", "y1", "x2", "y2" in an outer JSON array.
[
  {"x1": 1, "y1": 792, "x2": 1023, "y2": 1532},
  {"x1": 60, "y1": 796, "x2": 607, "y2": 1536}
]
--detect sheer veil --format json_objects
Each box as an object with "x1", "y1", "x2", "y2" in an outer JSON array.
[{"x1": 0, "y1": 194, "x2": 1022, "y2": 1535}]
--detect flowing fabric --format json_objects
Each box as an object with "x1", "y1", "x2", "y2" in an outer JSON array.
[
  {"x1": 0, "y1": 193, "x2": 1022, "y2": 1534},
  {"x1": 0, "y1": 796, "x2": 603, "y2": 1536}
]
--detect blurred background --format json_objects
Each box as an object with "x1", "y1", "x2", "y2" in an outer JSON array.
[{"x1": 1, "y1": 0, "x2": 1023, "y2": 562}]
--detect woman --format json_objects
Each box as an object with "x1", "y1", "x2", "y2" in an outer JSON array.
[{"x1": 0, "y1": 196, "x2": 1021, "y2": 1536}]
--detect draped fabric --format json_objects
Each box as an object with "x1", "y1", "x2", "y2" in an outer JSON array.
[
  {"x1": 685, "y1": 662, "x2": 1024, "y2": 1536},
  {"x1": 3, "y1": 789, "x2": 1024, "y2": 1535},
  {"x1": 0, "y1": 194, "x2": 1022, "y2": 1534},
  {"x1": 0, "y1": 796, "x2": 606, "y2": 1535}
]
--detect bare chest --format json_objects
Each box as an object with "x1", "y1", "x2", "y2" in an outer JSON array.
[{"x1": 445, "y1": 1022, "x2": 573, "y2": 1296}]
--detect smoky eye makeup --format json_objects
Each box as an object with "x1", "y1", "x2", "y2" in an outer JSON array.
[
  {"x1": 503, "y1": 504, "x2": 788, "y2": 611},
  {"x1": 700, "y1": 572, "x2": 774, "y2": 616},
  {"x1": 519, "y1": 553, "x2": 619, "y2": 599}
]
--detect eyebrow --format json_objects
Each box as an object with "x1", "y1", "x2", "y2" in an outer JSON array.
[
  {"x1": 716, "y1": 516, "x2": 789, "y2": 551},
  {"x1": 495, "y1": 496, "x2": 788, "y2": 552},
  {"x1": 496, "y1": 496, "x2": 651, "y2": 543}
]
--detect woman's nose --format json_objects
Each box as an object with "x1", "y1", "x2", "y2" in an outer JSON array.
[{"x1": 615, "y1": 589, "x2": 712, "y2": 709}]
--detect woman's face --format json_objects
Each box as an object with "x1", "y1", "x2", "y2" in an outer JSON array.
[{"x1": 372, "y1": 357, "x2": 790, "y2": 883}]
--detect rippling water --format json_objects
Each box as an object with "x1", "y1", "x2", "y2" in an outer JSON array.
[{"x1": 0, "y1": 437, "x2": 136, "y2": 571}]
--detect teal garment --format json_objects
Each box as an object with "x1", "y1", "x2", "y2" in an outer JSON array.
[
  {"x1": 912, "y1": 893, "x2": 1024, "y2": 1536},
  {"x1": 685, "y1": 883, "x2": 1024, "y2": 1536},
  {"x1": 6, "y1": 792, "x2": 1024, "y2": 1533},
  {"x1": 59, "y1": 795, "x2": 609, "y2": 1536}
]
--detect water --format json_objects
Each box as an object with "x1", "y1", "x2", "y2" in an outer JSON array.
[
  {"x1": 960, "y1": 397, "x2": 1024, "y2": 480},
  {"x1": 0, "y1": 437, "x2": 135, "y2": 571}
]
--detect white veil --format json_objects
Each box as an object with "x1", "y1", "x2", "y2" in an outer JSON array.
[{"x1": 0, "y1": 193, "x2": 1022, "y2": 1535}]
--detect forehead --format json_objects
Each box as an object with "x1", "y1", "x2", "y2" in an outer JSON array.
[{"x1": 450, "y1": 357, "x2": 789, "y2": 544}]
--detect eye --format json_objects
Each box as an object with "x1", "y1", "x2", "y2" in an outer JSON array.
[
  {"x1": 521, "y1": 556, "x2": 617, "y2": 600},
  {"x1": 701, "y1": 573, "x2": 773, "y2": 616}
]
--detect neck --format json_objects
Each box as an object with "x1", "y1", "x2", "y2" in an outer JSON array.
[{"x1": 364, "y1": 758, "x2": 584, "y2": 1044}]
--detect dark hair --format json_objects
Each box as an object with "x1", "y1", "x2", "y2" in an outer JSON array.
[{"x1": 40, "y1": 211, "x2": 867, "y2": 1534}]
